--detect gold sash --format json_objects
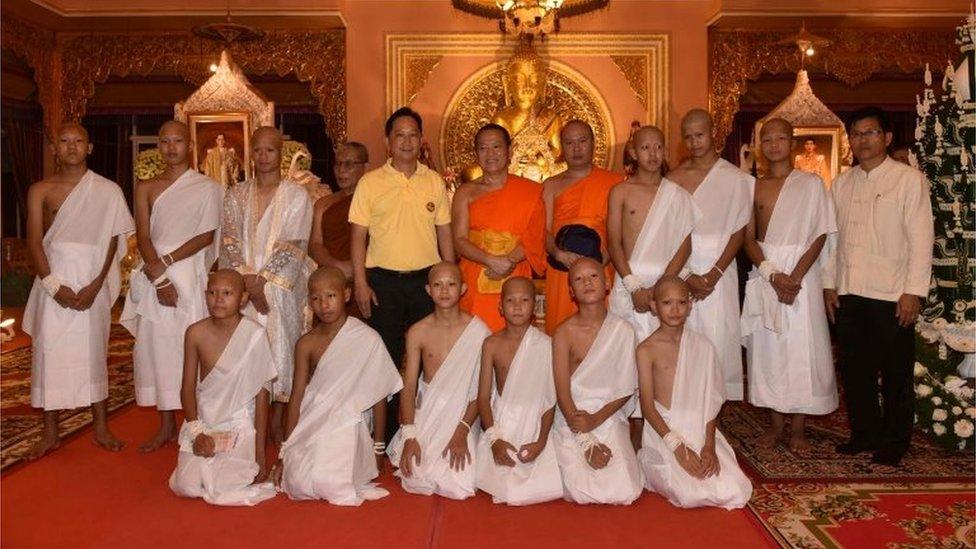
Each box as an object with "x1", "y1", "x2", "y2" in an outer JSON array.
[{"x1": 469, "y1": 229, "x2": 518, "y2": 294}]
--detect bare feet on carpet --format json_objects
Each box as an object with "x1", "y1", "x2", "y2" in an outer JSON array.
[
  {"x1": 27, "y1": 432, "x2": 61, "y2": 459},
  {"x1": 94, "y1": 428, "x2": 125, "y2": 452},
  {"x1": 788, "y1": 415, "x2": 811, "y2": 452},
  {"x1": 757, "y1": 411, "x2": 785, "y2": 448}
]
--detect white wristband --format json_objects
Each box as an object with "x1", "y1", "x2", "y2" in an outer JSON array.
[
  {"x1": 41, "y1": 274, "x2": 62, "y2": 296},
  {"x1": 373, "y1": 441, "x2": 386, "y2": 455},
  {"x1": 574, "y1": 431, "x2": 598, "y2": 452},
  {"x1": 484, "y1": 426, "x2": 500, "y2": 444},
  {"x1": 184, "y1": 420, "x2": 206, "y2": 440},
  {"x1": 679, "y1": 267, "x2": 693, "y2": 280},
  {"x1": 621, "y1": 274, "x2": 643, "y2": 294},
  {"x1": 758, "y1": 260, "x2": 779, "y2": 282},
  {"x1": 400, "y1": 424, "x2": 417, "y2": 441},
  {"x1": 154, "y1": 273, "x2": 172, "y2": 288},
  {"x1": 662, "y1": 431, "x2": 683, "y2": 452}
]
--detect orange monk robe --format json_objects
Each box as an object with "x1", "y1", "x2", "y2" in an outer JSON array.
[
  {"x1": 544, "y1": 167, "x2": 621, "y2": 334},
  {"x1": 459, "y1": 175, "x2": 546, "y2": 331}
]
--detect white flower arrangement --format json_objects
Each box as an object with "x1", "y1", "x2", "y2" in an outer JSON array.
[
  {"x1": 933, "y1": 408, "x2": 949, "y2": 421},
  {"x1": 933, "y1": 422, "x2": 947, "y2": 435},
  {"x1": 953, "y1": 419, "x2": 974, "y2": 438},
  {"x1": 913, "y1": 354, "x2": 974, "y2": 451},
  {"x1": 932, "y1": 396, "x2": 943, "y2": 406},
  {"x1": 952, "y1": 406, "x2": 963, "y2": 415},
  {"x1": 916, "y1": 384, "x2": 933, "y2": 397}
]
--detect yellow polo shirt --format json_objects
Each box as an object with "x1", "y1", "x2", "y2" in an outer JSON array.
[{"x1": 348, "y1": 160, "x2": 451, "y2": 271}]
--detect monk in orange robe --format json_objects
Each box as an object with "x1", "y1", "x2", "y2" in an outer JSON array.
[
  {"x1": 453, "y1": 124, "x2": 545, "y2": 331},
  {"x1": 542, "y1": 120, "x2": 621, "y2": 333}
]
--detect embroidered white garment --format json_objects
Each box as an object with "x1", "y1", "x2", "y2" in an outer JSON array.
[
  {"x1": 169, "y1": 317, "x2": 278, "y2": 506},
  {"x1": 24, "y1": 170, "x2": 134, "y2": 410},
  {"x1": 280, "y1": 318, "x2": 403, "y2": 505},
  {"x1": 639, "y1": 328, "x2": 752, "y2": 509},
  {"x1": 475, "y1": 326, "x2": 562, "y2": 506},
  {"x1": 685, "y1": 158, "x2": 754, "y2": 400},
  {"x1": 121, "y1": 169, "x2": 222, "y2": 410},
  {"x1": 387, "y1": 317, "x2": 491, "y2": 499},
  {"x1": 742, "y1": 170, "x2": 839, "y2": 415},
  {"x1": 551, "y1": 313, "x2": 643, "y2": 505}
]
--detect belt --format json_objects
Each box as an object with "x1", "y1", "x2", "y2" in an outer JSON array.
[{"x1": 368, "y1": 266, "x2": 432, "y2": 279}]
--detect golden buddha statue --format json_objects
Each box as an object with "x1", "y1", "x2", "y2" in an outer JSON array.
[{"x1": 464, "y1": 45, "x2": 564, "y2": 183}]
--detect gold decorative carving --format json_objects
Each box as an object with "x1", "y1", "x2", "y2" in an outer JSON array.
[
  {"x1": 1, "y1": 19, "x2": 346, "y2": 142},
  {"x1": 404, "y1": 55, "x2": 443, "y2": 105},
  {"x1": 441, "y1": 60, "x2": 613, "y2": 177},
  {"x1": 709, "y1": 27, "x2": 957, "y2": 149},
  {"x1": 610, "y1": 54, "x2": 648, "y2": 111},
  {"x1": 175, "y1": 51, "x2": 275, "y2": 132}
]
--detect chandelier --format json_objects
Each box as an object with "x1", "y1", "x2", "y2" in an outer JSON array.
[
  {"x1": 452, "y1": 0, "x2": 609, "y2": 38},
  {"x1": 192, "y1": 3, "x2": 265, "y2": 44}
]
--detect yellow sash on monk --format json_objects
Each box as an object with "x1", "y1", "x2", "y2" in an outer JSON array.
[{"x1": 469, "y1": 229, "x2": 518, "y2": 294}]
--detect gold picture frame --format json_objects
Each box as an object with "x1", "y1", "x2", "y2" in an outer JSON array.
[
  {"x1": 792, "y1": 126, "x2": 845, "y2": 189},
  {"x1": 188, "y1": 112, "x2": 251, "y2": 185}
]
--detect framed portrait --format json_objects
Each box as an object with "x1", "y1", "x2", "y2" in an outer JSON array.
[
  {"x1": 188, "y1": 112, "x2": 251, "y2": 186},
  {"x1": 791, "y1": 126, "x2": 845, "y2": 189}
]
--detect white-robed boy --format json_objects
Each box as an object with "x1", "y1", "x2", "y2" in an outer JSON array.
[{"x1": 475, "y1": 277, "x2": 562, "y2": 505}]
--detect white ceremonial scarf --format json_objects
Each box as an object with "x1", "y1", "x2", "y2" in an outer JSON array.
[
  {"x1": 639, "y1": 328, "x2": 752, "y2": 510},
  {"x1": 121, "y1": 169, "x2": 222, "y2": 332},
  {"x1": 475, "y1": 326, "x2": 562, "y2": 506},
  {"x1": 280, "y1": 318, "x2": 403, "y2": 505},
  {"x1": 552, "y1": 313, "x2": 643, "y2": 505},
  {"x1": 610, "y1": 179, "x2": 699, "y2": 341},
  {"x1": 742, "y1": 170, "x2": 839, "y2": 415},
  {"x1": 685, "y1": 158, "x2": 754, "y2": 400},
  {"x1": 169, "y1": 317, "x2": 278, "y2": 507},
  {"x1": 23, "y1": 170, "x2": 134, "y2": 410},
  {"x1": 388, "y1": 317, "x2": 492, "y2": 499}
]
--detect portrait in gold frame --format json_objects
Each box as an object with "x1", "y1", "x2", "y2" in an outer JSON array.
[{"x1": 188, "y1": 112, "x2": 251, "y2": 186}]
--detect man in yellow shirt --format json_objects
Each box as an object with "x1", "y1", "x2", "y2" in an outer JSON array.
[{"x1": 349, "y1": 107, "x2": 455, "y2": 441}]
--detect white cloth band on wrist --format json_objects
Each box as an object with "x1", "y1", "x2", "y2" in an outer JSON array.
[
  {"x1": 484, "y1": 426, "x2": 500, "y2": 444},
  {"x1": 574, "y1": 432, "x2": 598, "y2": 452},
  {"x1": 622, "y1": 274, "x2": 643, "y2": 294},
  {"x1": 184, "y1": 420, "x2": 205, "y2": 440},
  {"x1": 459, "y1": 419, "x2": 471, "y2": 431},
  {"x1": 154, "y1": 273, "x2": 172, "y2": 288},
  {"x1": 41, "y1": 274, "x2": 62, "y2": 296},
  {"x1": 400, "y1": 424, "x2": 417, "y2": 441},
  {"x1": 662, "y1": 431, "x2": 683, "y2": 452},
  {"x1": 711, "y1": 264, "x2": 725, "y2": 277},
  {"x1": 373, "y1": 441, "x2": 386, "y2": 455},
  {"x1": 758, "y1": 260, "x2": 780, "y2": 282}
]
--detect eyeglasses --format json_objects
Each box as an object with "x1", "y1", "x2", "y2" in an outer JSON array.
[
  {"x1": 335, "y1": 160, "x2": 367, "y2": 169},
  {"x1": 850, "y1": 128, "x2": 885, "y2": 140}
]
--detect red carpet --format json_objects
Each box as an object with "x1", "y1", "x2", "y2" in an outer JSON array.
[{"x1": 1, "y1": 406, "x2": 774, "y2": 548}]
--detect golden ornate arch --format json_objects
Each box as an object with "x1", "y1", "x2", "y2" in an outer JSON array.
[
  {"x1": 708, "y1": 27, "x2": 957, "y2": 149},
  {"x1": 1, "y1": 16, "x2": 346, "y2": 142}
]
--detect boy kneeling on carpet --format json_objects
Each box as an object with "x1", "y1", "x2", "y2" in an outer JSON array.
[
  {"x1": 169, "y1": 269, "x2": 277, "y2": 506},
  {"x1": 636, "y1": 275, "x2": 752, "y2": 509}
]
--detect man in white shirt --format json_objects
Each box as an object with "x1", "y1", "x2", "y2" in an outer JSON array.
[{"x1": 823, "y1": 107, "x2": 934, "y2": 466}]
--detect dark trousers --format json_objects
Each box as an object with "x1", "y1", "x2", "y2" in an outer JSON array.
[
  {"x1": 366, "y1": 267, "x2": 434, "y2": 442},
  {"x1": 836, "y1": 295, "x2": 915, "y2": 455}
]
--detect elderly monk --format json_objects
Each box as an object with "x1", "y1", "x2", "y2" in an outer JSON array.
[
  {"x1": 121, "y1": 121, "x2": 222, "y2": 452},
  {"x1": 668, "y1": 109, "x2": 754, "y2": 400},
  {"x1": 541, "y1": 120, "x2": 621, "y2": 334},
  {"x1": 309, "y1": 142, "x2": 369, "y2": 317},
  {"x1": 220, "y1": 126, "x2": 313, "y2": 444},
  {"x1": 452, "y1": 124, "x2": 546, "y2": 331},
  {"x1": 24, "y1": 123, "x2": 134, "y2": 458}
]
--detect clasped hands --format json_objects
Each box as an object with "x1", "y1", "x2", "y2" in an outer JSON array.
[
  {"x1": 143, "y1": 257, "x2": 179, "y2": 307},
  {"x1": 769, "y1": 272, "x2": 801, "y2": 305},
  {"x1": 484, "y1": 253, "x2": 519, "y2": 280},
  {"x1": 686, "y1": 268, "x2": 723, "y2": 301},
  {"x1": 567, "y1": 410, "x2": 612, "y2": 470},
  {"x1": 52, "y1": 280, "x2": 103, "y2": 311},
  {"x1": 673, "y1": 443, "x2": 720, "y2": 480}
]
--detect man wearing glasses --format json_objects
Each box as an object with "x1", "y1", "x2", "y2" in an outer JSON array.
[{"x1": 823, "y1": 106, "x2": 934, "y2": 466}]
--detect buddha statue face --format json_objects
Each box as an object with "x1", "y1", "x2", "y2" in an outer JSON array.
[{"x1": 504, "y1": 56, "x2": 547, "y2": 111}]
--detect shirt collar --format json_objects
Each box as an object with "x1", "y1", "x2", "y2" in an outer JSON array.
[
  {"x1": 856, "y1": 155, "x2": 893, "y2": 178},
  {"x1": 382, "y1": 159, "x2": 428, "y2": 180}
]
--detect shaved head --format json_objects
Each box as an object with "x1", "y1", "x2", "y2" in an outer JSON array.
[
  {"x1": 653, "y1": 274, "x2": 690, "y2": 300},
  {"x1": 55, "y1": 122, "x2": 89, "y2": 142},
  {"x1": 502, "y1": 276, "x2": 536, "y2": 298},
  {"x1": 337, "y1": 141, "x2": 369, "y2": 163},
  {"x1": 428, "y1": 261, "x2": 462, "y2": 283},
  {"x1": 561, "y1": 119, "x2": 594, "y2": 140},
  {"x1": 681, "y1": 108, "x2": 713, "y2": 130},
  {"x1": 761, "y1": 117, "x2": 793, "y2": 137},
  {"x1": 159, "y1": 120, "x2": 189, "y2": 138},
  {"x1": 568, "y1": 257, "x2": 604, "y2": 279},
  {"x1": 309, "y1": 266, "x2": 347, "y2": 290},
  {"x1": 252, "y1": 126, "x2": 283, "y2": 148},
  {"x1": 632, "y1": 125, "x2": 665, "y2": 143},
  {"x1": 209, "y1": 269, "x2": 245, "y2": 291}
]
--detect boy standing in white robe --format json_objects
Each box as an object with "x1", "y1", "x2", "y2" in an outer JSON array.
[
  {"x1": 121, "y1": 121, "x2": 223, "y2": 452},
  {"x1": 388, "y1": 262, "x2": 491, "y2": 499},
  {"x1": 24, "y1": 123, "x2": 134, "y2": 458},
  {"x1": 742, "y1": 118, "x2": 838, "y2": 451},
  {"x1": 637, "y1": 276, "x2": 752, "y2": 510},
  {"x1": 551, "y1": 258, "x2": 643, "y2": 505},
  {"x1": 475, "y1": 277, "x2": 562, "y2": 506},
  {"x1": 669, "y1": 109, "x2": 754, "y2": 400},
  {"x1": 169, "y1": 270, "x2": 277, "y2": 506},
  {"x1": 275, "y1": 268, "x2": 402, "y2": 505},
  {"x1": 220, "y1": 127, "x2": 313, "y2": 444}
]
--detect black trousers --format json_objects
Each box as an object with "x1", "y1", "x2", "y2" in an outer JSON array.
[
  {"x1": 835, "y1": 295, "x2": 915, "y2": 455},
  {"x1": 366, "y1": 267, "x2": 434, "y2": 442}
]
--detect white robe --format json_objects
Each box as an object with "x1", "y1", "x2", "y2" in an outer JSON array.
[
  {"x1": 220, "y1": 180, "x2": 313, "y2": 401},
  {"x1": 121, "y1": 169, "x2": 222, "y2": 410},
  {"x1": 23, "y1": 170, "x2": 134, "y2": 410},
  {"x1": 639, "y1": 328, "x2": 752, "y2": 510},
  {"x1": 280, "y1": 318, "x2": 403, "y2": 505},
  {"x1": 742, "y1": 170, "x2": 838, "y2": 415},
  {"x1": 388, "y1": 317, "x2": 491, "y2": 499},
  {"x1": 475, "y1": 326, "x2": 562, "y2": 506},
  {"x1": 685, "y1": 159, "x2": 754, "y2": 400},
  {"x1": 610, "y1": 179, "x2": 699, "y2": 342},
  {"x1": 552, "y1": 313, "x2": 643, "y2": 505},
  {"x1": 169, "y1": 317, "x2": 278, "y2": 506}
]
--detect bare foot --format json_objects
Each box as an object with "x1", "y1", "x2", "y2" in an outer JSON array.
[
  {"x1": 93, "y1": 429, "x2": 125, "y2": 452},
  {"x1": 757, "y1": 427, "x2": 783, "y2": 448},
  {"x1": 138, "y1": 426, "x2": 177, "y2": 453},
  {"x1": 789, "y1": 432, "x2": 812, "y2": 452},
  {"x1": 27, "y1": 433, "x2": 60, "y2": 460}
]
